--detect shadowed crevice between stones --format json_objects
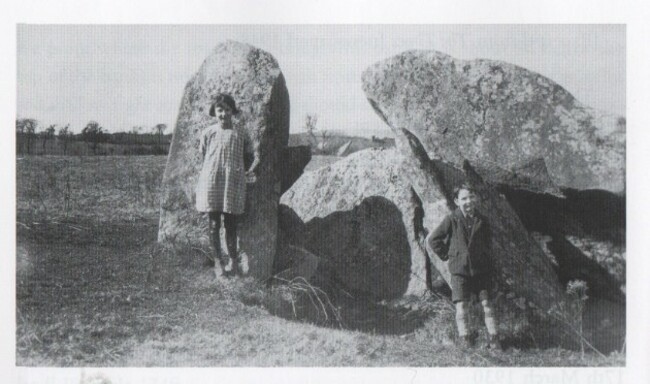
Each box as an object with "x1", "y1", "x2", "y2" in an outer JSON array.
[
  {"x1": 546, "y1": 236, "x2": 625, "y2": 304},
  {"x1": 500, "y1": 187, "x2": 625, "y2": 245},
  {"x1": 279, "y1": 145, "x2": 312, "y2": 194},
  {"x1": 279, "y1": 197, "x2": 412, "y2": 301},
  {"x1": 409, "y1": 187, "x2": 447, "y2": 292},
  {"x1": 498, "y1": 186, "x2": 626, "y2": 301},
  {"x1": 277, "y1": 198, "x2": 413, "y2": 302}
]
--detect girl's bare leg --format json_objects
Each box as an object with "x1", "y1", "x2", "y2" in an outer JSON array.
[
  {"x1": 207, "y1": 212, "x2": 221, "y2": 267},
  {"x1": 224, "y1": 213, "x2": 237, "y2": 259},
  {"x1": 224, "y1": 214, "x2": 248, "y2": 275},
  {"x1": 210, "y1": 212, "x2": 233, "y2": 274}
]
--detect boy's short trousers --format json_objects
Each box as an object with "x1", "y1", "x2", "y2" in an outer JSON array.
[{"x1": 451, "y1": 273, "x2": 492, "y2": 303}]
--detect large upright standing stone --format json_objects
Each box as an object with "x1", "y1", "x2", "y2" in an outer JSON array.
[
  {"x1": 158, "y1": 41, "x2": 290, "y2": 280},
  {"x1": 362, "y1": 50, "x2": 625, "y2": 192}
]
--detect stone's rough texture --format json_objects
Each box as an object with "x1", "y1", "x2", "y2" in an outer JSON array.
[
  {"x1": 362, "y1": 50, "x2": 625, "y2": 192},
  {"x1": 475, "y1": 158, "x2": 564, "y2": 198},
  {"x1": 158, "y1": 41, "x2": 290, "y2": 280},
  {"x1": 280, "y1": 148, "x2": 430, "y2": 299},
  {"x1": 399, "y1": 128, "x2": 565, "y2": 311}
]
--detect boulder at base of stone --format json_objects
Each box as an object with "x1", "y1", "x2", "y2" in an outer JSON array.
[
  {"x1": 280, "y1": 145, "x2": 565, "y2": 314},
  {"x1": 362, "y1": 50, "x2": 625, "y2": 193},
  {"x1": 280, "y1": 148, "x2": 433, "y2": 300},
  {"x1": 158, "y1": 40, "x2": 290, "y2": 280}
]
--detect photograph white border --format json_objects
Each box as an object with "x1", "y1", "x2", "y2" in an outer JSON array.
[{"x1": 3, "y1": 1, "x2": 649, "y2": 383}]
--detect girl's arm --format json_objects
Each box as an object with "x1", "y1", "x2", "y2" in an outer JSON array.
[
  {"x1": 245, "y1": 131, "x2": 261, "y2": 175},
  {"x1": 199, "y1": 131, "x2": 207, "y2": 161}
]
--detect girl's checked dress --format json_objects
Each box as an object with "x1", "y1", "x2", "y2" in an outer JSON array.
[{"x1": 195, "y1": 125, "x2": 251, "y2": 215}]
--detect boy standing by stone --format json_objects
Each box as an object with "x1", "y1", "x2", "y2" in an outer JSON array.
[{"x1": 426, "y1": 184, "x2": 500, "y2": 349}]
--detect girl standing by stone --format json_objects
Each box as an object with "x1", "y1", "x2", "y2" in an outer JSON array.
[{"x1": 196, "y1": 94, "x2": 260, "y2": 277}]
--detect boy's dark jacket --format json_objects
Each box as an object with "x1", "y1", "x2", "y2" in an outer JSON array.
[{"x1": 426, "y1": 208, "x2": 492, "y2": 276}]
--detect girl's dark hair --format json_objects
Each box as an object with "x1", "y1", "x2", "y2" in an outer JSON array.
[
  {"x1": 209, "y1": 93, "x2": 240, "y2": 116},
  {"x1": 453, "y1": 183, "x2": 477, "y2": 199}
]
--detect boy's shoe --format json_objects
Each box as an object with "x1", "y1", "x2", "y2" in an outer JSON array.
[
  {"x1": 486, "y1": 334, "x2": 502, "y2": 350},
  {"x1": 222, "y1": 257, "x2": 235, "y2": 275},
  {"x1": 214, "y1": 256, "x2": 234, "y2": 279},
  {"x1": 236, "y1": 253, "x2": 250, "y2": 276}
]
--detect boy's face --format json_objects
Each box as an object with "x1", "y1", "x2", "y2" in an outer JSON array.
[
  {"x1": 454, "y1": 189, "x2": 478, "y2": 217},
  {"x1": 215, "y1": 104, "x2": 233, "y2": 124}
]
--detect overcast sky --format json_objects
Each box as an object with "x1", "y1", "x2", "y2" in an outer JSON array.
[{"x1": 16, "y1": 24, "x2": 625, "y2": 135}]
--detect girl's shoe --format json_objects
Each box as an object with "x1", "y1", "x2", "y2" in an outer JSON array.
[
  {"x1": 486, "y1": 334, "x2": 502, "y2": 350},
  {"x1": 457, "y1": 330, "x2": 479, "y2": 349},
  {"x1": 469, "y1": 330, "x2": 479, "y2": 344},
  {"x1": 458, "y1": 334, "x2": 476, "y2": 349},
  {"x1": 214, "y1": 254, "x2": 234, "y2": 278}
]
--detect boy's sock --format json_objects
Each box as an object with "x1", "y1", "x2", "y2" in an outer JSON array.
[
  {"x1": 481, "y1": 299, "x2": 498, "y2": 336},
  {"x1": 455, "y1": 301, "x2": 470, "y2": 337},
  {"x1": 237, "y1": 252, "x2": 249, "y2": 276}
]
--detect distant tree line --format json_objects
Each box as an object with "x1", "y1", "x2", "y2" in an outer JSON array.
[
  {"x1": 17, "y1": 116, "x2": 395, "y2": 157},
  {"x1": 16, "y1": 118, "x2": 171, "y2": 156}
]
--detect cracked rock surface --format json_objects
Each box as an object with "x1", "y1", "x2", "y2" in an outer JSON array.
[{"x1": 362, "y1": 50, "x2": 625, "y2": 192}]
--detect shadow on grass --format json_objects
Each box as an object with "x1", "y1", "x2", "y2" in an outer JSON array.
[
  {"x1": 337, "y1": 297, "x2": 431, "y2": 335},
  {"x1": 16, "y1": 211, "x2": 624, "y2": 366},
  {"x1": 235, "y1": 266, "x2": 435, "y2": 336}
]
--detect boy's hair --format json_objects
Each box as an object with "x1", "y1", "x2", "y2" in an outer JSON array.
[
  {"x1": 453, "y1": 183, "x2": 477, "y2": 199},
  {"x1": 209, "y1": 93, "x2": 240, "y2": 116}
]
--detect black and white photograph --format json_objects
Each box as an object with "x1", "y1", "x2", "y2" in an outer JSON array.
[{"x1": 6, "y1": 1, "x2": 650, "y2": 383}]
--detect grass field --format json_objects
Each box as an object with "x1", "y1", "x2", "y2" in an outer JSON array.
[{"x1": 15, "y1": 155, "x2": 624, "y2": 366}]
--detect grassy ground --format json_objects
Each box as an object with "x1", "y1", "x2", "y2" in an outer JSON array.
[{"x1": 16, "y1": 155, "x2": 624, "y2": 366}]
